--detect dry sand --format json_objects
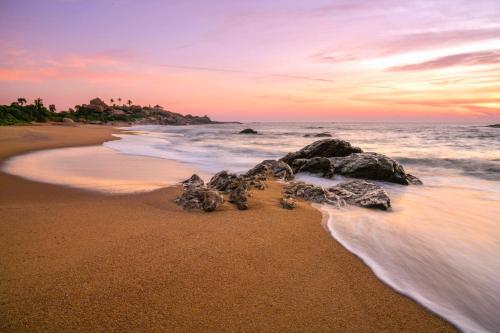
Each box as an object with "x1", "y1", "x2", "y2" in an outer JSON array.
[{"x1": 0, "y1": 125, "x2": 456, "y2": 332}]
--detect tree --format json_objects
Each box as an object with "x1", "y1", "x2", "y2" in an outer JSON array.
[
  {"x1": 118, "y1": 97, "x2": 122, "y2": 104},
  {"x1": 127, "y1": 99, "x2": 132, "y2": 106},
  {"x1": 110, "y1": 98, "x2": 114, "y2": 105},
  {"x1": 49, "y1": 104, "x2": 56, "y2": 112},
  {"x1": 34, "y1": 98, "x2": 43, "y2": 110},
  {"x1": 17, "y1": 97, "x2": 27, "y2": 106}
]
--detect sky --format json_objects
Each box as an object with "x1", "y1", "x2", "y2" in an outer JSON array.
[{"x1": 0, "y1": 0, "x2": 499, "y2": 122}]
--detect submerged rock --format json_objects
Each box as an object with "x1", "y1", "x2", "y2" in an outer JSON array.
[
  {"x1": 284, "y1": 182, "x2": 345, "y2": 208},
  {"x1": 330, "y1": 152, "x2": 421, "y2": 185},
  {"x1": 239, "y1": 128, "x2": 258, "y2": 134},
  {"x1": 181, "y1": 174, "x2": 204, "y2": 188},
  {"x1": 175, "y1": 186, "x2": 224, "y2": 212},
  {"x1": 328, "y1": 180, "x2": 391, "y2": 210},
  {"x1": 304, "y1": 132, "x2": 332, "y2": 138},
  {"x1": 291, "y1": 157, "x2": 334, "y2": 178},
  {"x1": 281, "y1": 139, "x2": 363, "y2": 165}
]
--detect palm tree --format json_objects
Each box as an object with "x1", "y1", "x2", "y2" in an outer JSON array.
[
  {"x1": 110, "y1": 98, "x2": 114, "y2": 105},
  {"x1": 127, "y1": 99, "x2": 132, "y2": 106},
  {"x1": 118, "y1": 97, "x2": 122, "y2": 104},
  {"x1": 34, "y1": 98, "x2": 43, "y2": 110},
  {"x1": 17, "y1": 97, "x2": 27, "y2": 106},
  {"x1": 49, "y1": 104, "x2": 56, "y2": 112}
]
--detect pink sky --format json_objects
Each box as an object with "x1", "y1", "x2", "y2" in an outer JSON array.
[{"x1": 1, "y1": 0, "x2": 499, "y2": 122}]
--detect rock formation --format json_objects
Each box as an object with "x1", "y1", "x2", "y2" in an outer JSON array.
[
  {"x1": 283, "y1": 182, "x2": 346, "y2": 209},
  {"x1": 330, "y1": 152, "x2": 422, "y2": 185},
  {"x1": 175, "y1": 175, "x2": 224, "y2": 212},
  {"x1": 290, "y1": 157, "x2": 334, "y2": 178},
  {"x1": 239, "y1": 128, "x2": 258, "y2": 134},
  {"x1": 281, "y1": 139, "x2": 363, "y2": 165},
  {"x1": 328, "y1": 180, "x2": 391, "y2": 210},
  {"x1": 245, "y1": 160, "x2": 294, "y2": 181}
]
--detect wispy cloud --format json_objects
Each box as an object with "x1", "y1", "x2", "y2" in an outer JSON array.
[
  {"x1": 388, "y1": 50, "x2": 500, "y2": 71},
  {"x1": 157, "y1": 64, "x2": 336, "y2": 83}
]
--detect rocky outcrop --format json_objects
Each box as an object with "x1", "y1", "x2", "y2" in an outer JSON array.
[
  {"x1": 486, "y1": 124, "x2": 500, "y2": 128},
  {"x1": 181, "y1": 174, "x2": 204, "y2": 188},
  {"x1": 290, "y1": 157, "x2": 334, "y2": 178},
  {"x1": 175, "y1": 175, "x2": 224, "y2": 212},
  {"x1": 281, "y1": 139, "x2": 363, "y2": 165},
  {"x1": 283, "y1": 182, "x2": 345, "y2": 208},
  {"x1": 228, "y1": 180, "x2": 249, "y2": 210},
  {"x1": 245, "y1": 160, "x2": 294, "y2": 181},
  {"x1": 304, "y1": 132, "x2": 332, "y2": 138},
  {"x1": 330, "y1": 152, "x2": 421, "y2": 185},
  {"x1": 328, "y1": 180, "x2": 391, "y2": 210},
  {"x1": 207, "y1": 171, "x2": 240, "y2": 193},
  {"x1": 239, "y1": 128, "x2": 258, "y2": 134}
]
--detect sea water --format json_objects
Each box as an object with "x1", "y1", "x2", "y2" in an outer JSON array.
[{"x1": 104, "y1": 123, "x2": 500, "y2": 332}]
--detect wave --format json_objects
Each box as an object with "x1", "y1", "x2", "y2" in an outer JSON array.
[{"x1": 395, "y1": 157, "x2": 500, "y2": 181}]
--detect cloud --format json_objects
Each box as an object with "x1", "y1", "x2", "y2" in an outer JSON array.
[
  {"x1": 388, "y1": 50, "x2": 500, "y2": 71},
  {"x1": 157, "y1": 64, "x2": 336, "y2": 83}
]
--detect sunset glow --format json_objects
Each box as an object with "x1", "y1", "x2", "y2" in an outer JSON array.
[{"x1": 1, "y1": 0, "x2": 499, "y2": 121}]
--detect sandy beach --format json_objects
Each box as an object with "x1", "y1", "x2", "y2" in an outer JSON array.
[{"x1": 0, "y1": 125, "x2": 456, "y2": 332}]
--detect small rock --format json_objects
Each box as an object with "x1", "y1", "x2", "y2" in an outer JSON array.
[
  {"x1": 239, "y1": 128, "x2": 258, "y2": 134},
  {"x1": 280, "y1": 197, "x2": 296, "y2": 209},
  {"x1": 229, "y1": 180, "x2": 249, "y2": 210},
  {"x1": 304, "y1": 132, "x2": 332, "y2": 138},
  {"x1": 175, "y1": 187, "x2": 224, "y2": 212},
  {"x1": 181, "y1": 174, "x2": 204, "y2": 188},
  {"x1": 245, "y1": 160, "x2": 294, "y2": 181},
  {"x1": 208, "y1": 171, "x2": 239, "y2": 193}
]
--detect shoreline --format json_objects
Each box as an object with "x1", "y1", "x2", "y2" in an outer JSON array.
[{"x1": 0, "y1": 124, "x2": 456, "y2": 332}]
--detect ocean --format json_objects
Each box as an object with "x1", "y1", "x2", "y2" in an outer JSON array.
[{"x1": 103, "y1": 122, "x2": 500, "y2": 333}]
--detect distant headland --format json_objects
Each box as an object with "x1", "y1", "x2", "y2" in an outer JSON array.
[{"x1": 0, "y1": 97, "x2": 237, "y2": 126}]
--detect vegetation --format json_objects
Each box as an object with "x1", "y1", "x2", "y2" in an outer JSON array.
[
  {"x1": 0, "y1": 97, "x2": 215, "y2": 126},
  {"x1": 0, "y1": 98, "x2": 58, "y2": 125}
]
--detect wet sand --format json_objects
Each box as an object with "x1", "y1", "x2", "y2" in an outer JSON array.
[{"x1": 0, "y1": 125, "x2": 456, "y2": 332}]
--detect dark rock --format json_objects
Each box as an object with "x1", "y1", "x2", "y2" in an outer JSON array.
[
  {"x1": 175, "y1": 187, "x2": 224, "y2": 212},
  {"x1": 280, "y1": 197, "x2": 296, "y2": 209},
  {"x1": 486, "y1": 124, "x2": 500, "y2": 128},
  {"x1": 328, "y1": 180, "x2": 391, "y2": 210},
  {"x1": 246, "y1": 160, "x2": 293, "y2": 181},
  {"x1": 284, "y1": 182, "x2": 345, "y2": 208},
  {"x1": 406, "y1": 174, "x2": 423, "y2": 185},
  {"x1": 304, "y1": 132, "x2": 332, "y2": 138},
  {"x1": 181, "y1": 174, "x2": 204, "y2": 188},
  {"x1": 281, "y1": 139, "x2": 363, "y2": 165},
  {"x1": 292, "y1": 157, "x2": 334, "y2": 178},
  {"x1": 239, "y1": 128, "x2": 258, "y2": 134},
  {"x1": 248, "y1": 179, "x2": 266, "y2": 190},
  {"x1": 207, "y1": 171, "x2": 239, "y2": 193},
  {"x1": 229, "y1": 180, "x2": 249, "y2": 210},
  {"x1": 330, "y1": 152, "x2": 422, "y2": 185}
]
